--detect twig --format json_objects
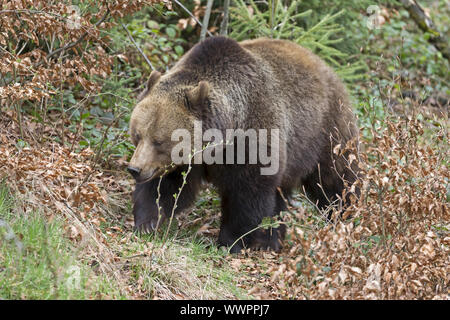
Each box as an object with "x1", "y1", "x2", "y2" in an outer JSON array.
[
  {"x1": 46, "y1": 7, "x2": 110, "y2": 61},
  {"x1": 200, "y1": 0, "x2": 214, "y2": 41},
  {"x1": 228, "y1": 220, "x2": 280, "y2": 254},
  {"x1": 220, "y1": 0, "x2": 231, "y2": 36},
  {"x1": 67, "y1": 110, "x2": 126, "y2": 202},
  {"x1": 173, "y1": 0, "x2": 213, "y2": 37},
  {"x1": 400, "y1": 0, "x2": 449, "y2": 61},
  {"x1": 120, "y1": 22, "x2": 155, "y2": 71}
]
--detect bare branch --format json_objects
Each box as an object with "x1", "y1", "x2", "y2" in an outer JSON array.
[
  {"x1": 173, "y1": 0, "x2": 213, "y2": 37},
  {"x1": 46, "y1": 7, "x2": 110, "y2": 61},
  {"x1": 121, "y1": 22, "x2": 155, "y2": 71},
  {"x1": 220, "y1": 0, "x2": 230, "y2": 36},
  {"x1": 400, "y1": 0, "x2": 449, "y2": 61},
  {"x1": 200, "y1": 0, "x2": 214, "y2": 41}
]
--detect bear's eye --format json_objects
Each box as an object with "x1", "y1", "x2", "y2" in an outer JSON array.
[
  {"x1": 132, "y1": 133, "x2": 141, "y2": 146},
  {"x1": 153, "y1": 139, "x2": 163, "y2": 147},
  {"x1": 184, "y1": 94, "x2": 192, "y2": 110}
]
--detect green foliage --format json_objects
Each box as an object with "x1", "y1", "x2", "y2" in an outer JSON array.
[
  {"x1": 117, "y1": 232, "x2": 247, "y2": 299},
  {"x1": 364, "y1": 4, "x2": 449, "y2": 94},
  {"x1": 72, "y1": 63, "x2": 137, "y2": 159},
  {"x1": 295, "y1": 0, "x2": 394, "y2": 49},
  {"x1": 66, "y1": 5, "x2": 188, "y2": 161},
  {"x1": 353, "y1": 0, "x2": 449, "y2": 137},
  {"x1": 114, "y1": 6, "x2": 188, "y2": 71},
  {"x1": 229, "y1": 0, "x2": 367, "y2": 81},
  {"x1": 0, "y1": 184, "x2": 123, "y2": 299}
]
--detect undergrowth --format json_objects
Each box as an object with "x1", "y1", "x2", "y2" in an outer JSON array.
[
  {"x1": 0, "y1": 0, "x2": 448, "y2": 300},
  {"x1": 0, "y1": 183, "x2": 124, "y2": 299}
]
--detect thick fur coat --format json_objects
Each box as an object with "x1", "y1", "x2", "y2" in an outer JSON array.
[{"x1": 128, "y1": 37, "x2": 359, "y2": 253}]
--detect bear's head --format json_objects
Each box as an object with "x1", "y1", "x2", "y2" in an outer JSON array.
[{"x1": 128, "y1": 70, "x2": 210, "y2": 182}]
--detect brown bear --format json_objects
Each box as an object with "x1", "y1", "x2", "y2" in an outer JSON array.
[{"x1": 128, "y1": 36, "x2": 359, "y2": 253}]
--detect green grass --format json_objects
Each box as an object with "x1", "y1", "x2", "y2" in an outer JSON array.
[
  {"x1": 100, "y1": 189, "x2": 248, "y2": 299},
  {"x1": 0, "y1": 184, "x2": 124, "y2": 299},
  {"x1": 0, "y1": 183, "x2": 247, "y2": 299},
  {"x1": 116, "y1": 233, "x2": 248, "y2": 299}
]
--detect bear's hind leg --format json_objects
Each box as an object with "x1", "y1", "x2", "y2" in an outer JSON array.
[
  {"x1": 302, "y1": 160, "x2": 358, "y2": 218},
  {"x1": 250, "y1": 189, "x2": 288, "y2": 251},
  {"x1": 302, "y1": 165, "x2": 343, "y2": 211},
  {"x1": 217, "y1": 171, "x2": 285, "y2": 253}
]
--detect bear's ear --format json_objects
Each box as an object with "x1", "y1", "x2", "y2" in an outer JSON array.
[
  {"x1": 145, "y1": 70, "x2": 161, "y2": 91},
  {"x1": 185, "y1": 81, "x2": 210, "y2": 111},
  {"x1": 137, "y1": 71, "x2": 161, "y2": 102}
]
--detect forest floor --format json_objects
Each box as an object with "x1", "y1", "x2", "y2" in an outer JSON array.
[
  {"x1": 1, "y1": 74, "x2": 448, "y2": 299},
  {"x1": 0, "y1": 110, "x2": 247, "y2": 299},
  {"x1": 1, "y1": 2, "x2": 449, "y2": 299},
  {"x1": 0, "y1": 106, "x2": 318, "y2": 299}
]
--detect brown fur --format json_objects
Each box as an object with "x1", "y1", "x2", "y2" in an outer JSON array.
[{"x1": 129, "y1": 37, "x2": 359, "y2": 253}]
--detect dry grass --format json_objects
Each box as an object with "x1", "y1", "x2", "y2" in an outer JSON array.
[
  {"x1": 1, "y1": 90, "x2": 448, "y2": 300},
  {"x1": 0, "y1": 111, "x2": 243, "y2": 300}
]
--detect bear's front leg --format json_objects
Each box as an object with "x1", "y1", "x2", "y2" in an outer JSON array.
[
  {"x1": 132, "y1": 178, "x2": 164, "y2": 233},
  {"x1": 216, "y1": 171, "x2": 285, "y2": 253},
  {"x1": 132, "y1": 165, "x2": 203, "y2": 233}
]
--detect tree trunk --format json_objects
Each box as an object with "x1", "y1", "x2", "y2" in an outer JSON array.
[{"x1": 400, "y1": 0, "x2": 449, "y2": 61}]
